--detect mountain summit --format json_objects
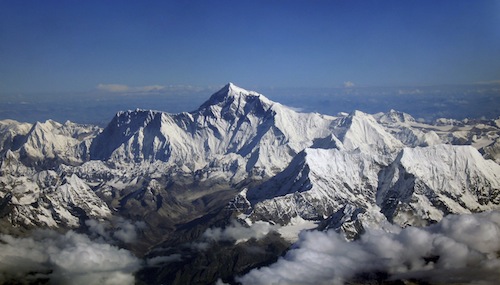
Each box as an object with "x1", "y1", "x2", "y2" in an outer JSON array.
[
  {"x1": 200, "y1": 83, "x2": 272, "y2": 108},
  {"x1": 89, "y1": 83, "x2": 337, "y2": 177}
]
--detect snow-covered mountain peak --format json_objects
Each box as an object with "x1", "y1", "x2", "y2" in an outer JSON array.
[
  {"x1": 198, "y1": 83, "x2": 274, "y2": 117},
  {"x1": 89, "y1": 109, "x2": 174, "y2": 162},
  {"x1": 227, "y1": 82, "x2": 256, "y2": 95},
  {"x1": 113, "y1": 108, "x2": 164, "y2": 129},
  {"x1": 13, "y1": 119, "x2": 99, "y2": 167},
  {"x1": 377, "y1": 109, "x2": 416, "y2": 125},
  {"x1": 89, "y1": 83, "x2": 340, "y2": 177},
  {"x1": 333, "y1": 110, "x2": 403, "y2": 159},
  {"x1": 222, "y1": 82, "x2": 262, "y2": 98},
  {"x1": 33, "y1": 119, "x2": 60, "y2": 129},
  {"x1": 0, "y1": 120, "x2": 33, "y2": 155}
]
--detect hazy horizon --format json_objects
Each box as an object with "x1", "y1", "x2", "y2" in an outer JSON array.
[{"x1": 1, "y1": 82, "x2": 499, "y2": 126}]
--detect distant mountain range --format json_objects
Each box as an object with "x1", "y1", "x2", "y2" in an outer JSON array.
[{"x1": 1, "y1": 83, "x2": 499, "y2": 284}]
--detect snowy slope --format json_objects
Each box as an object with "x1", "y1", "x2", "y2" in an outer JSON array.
[
  {"x1": 15, "y1": 120, "x2": 99, "y2": 168},
  {"x1": 243, "y1": 148, "x2": 381, "y2": 225},
  {"x1": 0, "y1": 120, "x2": 32, "y2": 156},
  {"x1": 483, "y1": 138, "x2": 500, "y2": 163},
  {"x1": 0, "y1": 155, "x2": 110, "y2": 229},
  {"x1": 375, "y1": 110, "x2": 441, "y2": 147},
  {"x1": 332, "y1": 111, "x2": 404, "y2": 164},
  {"x1": 377, "y1": 144, "x2": 500, "y2": 226},
  {"x1": 237, "y1": 143, "x2": 500, "y2": 239}
]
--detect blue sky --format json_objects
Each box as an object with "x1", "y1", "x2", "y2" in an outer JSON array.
[{"x1": 1, "y1": 0, "x2": 499, "y2": 94}]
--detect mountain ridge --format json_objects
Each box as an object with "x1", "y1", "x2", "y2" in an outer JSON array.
[
  {"x1": 1, "y1": 83, "x2": 499, "y2": 232},
  {"x1": 0, "y1": 83, "x2": 499, "y2": 284},
  {"x1": 89, "y1": 83, "x2": 338, "y2": 178}
]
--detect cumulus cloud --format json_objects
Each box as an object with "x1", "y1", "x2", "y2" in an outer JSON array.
[
  {"x1": 239, "y1": 211, "x2": 500, "y2": 285},
  {"x1": 0, "y1": 230, "x2": 141, "y2": 285},
  {"x1": 86, "y1": 217, "x2": 146, "y2": 244},
  {"x1": 202, "y1": 220, "x2": 278, "y2": 244},
  {"x1": 189, "y1": 220, "x2": 279, "y2": 250},
  {"x1": 112, "y1": 218, "x2": 147, "y2": 243},
  {"x1": 343, "y1": 81, "x2": 355, "y2": 88},
  {"x1": 86, "y1": 218, "x2": 111, "y2": 239}
]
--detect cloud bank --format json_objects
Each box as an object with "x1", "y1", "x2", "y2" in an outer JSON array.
[
  {"x1": 239, "y1": 211, "x2": 500, "y2": 285},
  {"x1": 96, "y1": 83, "x2": 211, "y2": 95},
  {"x1": 86, "y1": 217, "x2": 146, "y2": 244},
  {"x1": 97, "y1": 83, "x2": 131, "y2": 93},
  {"x1": 188, "y1": 220, "x2": 279, "y2": 251},
  {"x1": 202, "y1": 220, "x2": 278, "y2": 243},
  {"x1": 97, "y1": 83, "x2": 166, "y2": 94},
  {"x1": 0, "y1": 230, "x2": 141, "y2": 285},
  {"x1": 343, "y1": 81, "x2": 355, "y2": 88}
]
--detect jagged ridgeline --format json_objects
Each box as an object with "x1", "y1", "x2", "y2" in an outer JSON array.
[{"x1": 0, "y1": 83, "x2": 500, "y2": 284}]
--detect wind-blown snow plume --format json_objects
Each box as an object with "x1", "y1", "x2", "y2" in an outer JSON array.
[
  {"x1": 239, "y1": 211, "x2": 500, "y2": 285},
  {"x1": 0, "y1": 230, "x2": 141, "y2": 285}
]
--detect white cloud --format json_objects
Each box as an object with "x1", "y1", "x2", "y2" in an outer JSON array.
[
  {"x1": 86, "y1": 218, "x2": 146, "y2": 244},
  {"x1": 95, "y1": 83, "x2": 228, "y2": 96},
  {"x1": 97, "y1": 83, "x2": 130, "y2": 92},
  {"x1": 97, "y1": 83, "x2": 213, "y2": 95},
  {"x1": 202, "y1": 220, "x2": 278, "y2": 244},
  {"x1": 398, "y1": 88, "x2": 422, "y2": 95},
  {"x1": 86, "y1": 218, "x2": 111, "y2": 240},
  {"x1": 112, "y1": 218, "x2": 146, "y2": 243},
  {"x1": 343, "y1": 81, "x2": 355, "y2": 88},
  {"x1": 239, "y1": 211, "x2": 500, "y2": 285},
  {"x1": 190, "y1": 220, "x2": 279, "y2": 250},
  {"x1": 0, "y1": 230, "x2": 141, "y2": 285},
  {"x1": 97, "y1": 83, "x2": 167, "y2": 94},
  {"x1": 136, "y1": 85, "x2": 165, "y2": 92}
]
